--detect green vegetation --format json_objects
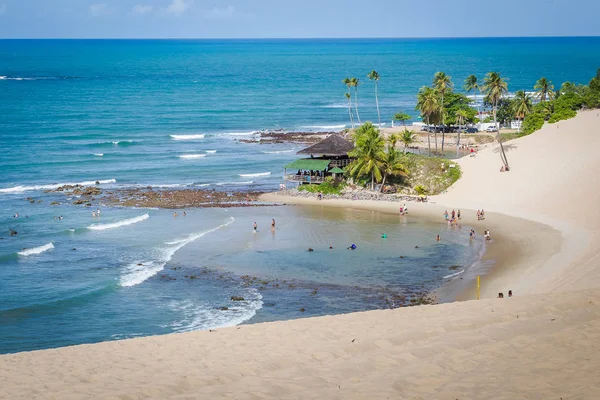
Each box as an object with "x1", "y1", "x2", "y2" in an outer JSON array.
[
  {"x1": 393, "y1": 112, "x2": 411, "y2": 126},
  {"x1": 342, "y1": 78, "x2": 355, "y2": 128},
  {"x1": 483, "y1": 71, "x2": 510, "y2": 169},
  {"x1": 433, "y1": 72, "x2": 454, "y2": 152},
  {"x1": 298, "y1": 179, "x2": 346, "y2": 195},
  {"x1": 402, "y1": 153, "x2": 462, "y2": 195},
  {"x1": 521, "y1": 69, "x2": 600, "y2": 135}
]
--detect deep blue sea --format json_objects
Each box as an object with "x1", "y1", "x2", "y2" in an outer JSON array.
[{"x1": 1, "y1": 38, "x2": 599, "y2": 354}]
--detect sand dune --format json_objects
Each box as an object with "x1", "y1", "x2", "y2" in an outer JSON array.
[{"x1": 2, "y1": 112, "x2": 600, "y2": 399}]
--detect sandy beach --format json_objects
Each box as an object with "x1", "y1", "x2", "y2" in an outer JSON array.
[{"x1": 2, "y1": 111, "x2": 600, "y2": 399}]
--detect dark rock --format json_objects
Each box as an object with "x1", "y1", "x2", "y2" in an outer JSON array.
[
  {"x1": 72, "y1": 199, "x2": 87, "y2": 205},
  {"x1": 72, "y1": 248, "x2": 77, "y2": 251},
  {"x1": 263, "y1": 302, "x2": 276, "y2": 307},
  {"x1": 307, "y1": 248, "x2": 314, "y2": 252},
  {"x1": 219, "y1": 306, "x2": 229, "y2": 311},
  {"x1": 231, "y1": 296, "x2": 245, "y2": 301},
  {"x1": 299, "y1": 308, "x2": 306, "y2": 312},
  {"x1": 95, "y1": 180, "x2": 100, "y2": 185},
  {"x1": 137, "y1": 263, "x2": 143, "y2": 266},
  {"x1": 9, "y1": 230, "x2": 18, "y2": 236},
  {"x1": 50, "y1": 201, "x2": 60, "y2": 206},
  {"x1": 448, "y1": 265, "x2": 462, "y2": 270}
]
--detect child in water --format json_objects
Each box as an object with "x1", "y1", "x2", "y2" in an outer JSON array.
[{"x1": 253, "y1": 222, "x2": 257, "y2": 232}]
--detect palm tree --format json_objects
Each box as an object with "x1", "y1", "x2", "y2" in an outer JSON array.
[
  {"x1": 464, "y1": 74, "x2": 481, "y2": 122},
  {"x1": 393, "y1": 112, "x2": 411, "y2": 126},
  {"x1": 534, "y1": 77, "x2": 555, "y2": 102},
  {"x1": 416, "y1": 86, "x2": 441, "y2": 156},
  {"x1": 512, "y1": 90, "x2": 533, "y2": 132},
  {"x1": 400, "y1": 129, "x2": 417, "y2": 154},
  {"x1": 342, "y1": 78, "x2": 355, "y2": 128},
  {"x1": 455, "y1": 108, "x2": 469, "y2": 157},
  {"x1": 483, "y1": 72, "x2": 509, "y2": 169},
  {"x1": 348, "y1": 122, "x2": 384, "y2": 190},
  {"x1": 389, "y1": 132, "x2": 401, "y2": 149},
  {"x1": 350, "y1": 77, "x2": 361, "y2": 124},
  {"x1": 368, "y1": 70, "x2": 381, "y2": 127},
  {"x1": 378, "y1": 147, "x2": 408, "y2": 192},
  {"x1": 433, "y1": 72, "x2": 454, "y2": 152}
]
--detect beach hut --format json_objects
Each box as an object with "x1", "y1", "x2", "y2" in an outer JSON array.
[{"x1": 283, "y1": 135, "x2": 354, "y2": 185}]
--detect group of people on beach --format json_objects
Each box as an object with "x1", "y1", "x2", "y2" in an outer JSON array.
[
  {"x1": 91, "y1": 208, "x2": 101, "y2": 217},
  {"x1": 443, "y1": 209, "x2": 460, "y2": 226},
  {"x1": 253, "y1": 219, "x2": 276, "y2": 232},
  {"x1": 173, "y1": 211, "x2": 186, "y2": 217},
  {"x1": 476, "y1": 210, "x2": 485, "y2": 220},
  {"x1": 498, "y1": 290, "x2": 513, "y2": 298},
  {"x1": 399, "y1": 204, "x2": 408, "y2": 215}
]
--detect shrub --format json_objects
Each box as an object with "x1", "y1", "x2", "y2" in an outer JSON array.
[
  {"x1": 297, "y1": 181, "x2": 346, "y2": 195},
  {"x1": 521, "y1": 112, "x2": 545, "y2": 135},
  {"x1": 548, "y1": 107, "x2": 577, "y2": 123},
  {"x1": 414, "y1": 185, "x2": 428, "y2": 195},
  {"x1": 445, "y1": 166, "x2": 462, "y2": 185}
]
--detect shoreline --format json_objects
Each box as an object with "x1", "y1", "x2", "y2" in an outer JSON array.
[{"x1": 259, "y1": 192, "x2": 562, "y2": 301}]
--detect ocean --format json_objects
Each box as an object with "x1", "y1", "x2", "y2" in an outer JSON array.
[{"x1": 1, "y1": 38, "x2": 599, "y2": 354}]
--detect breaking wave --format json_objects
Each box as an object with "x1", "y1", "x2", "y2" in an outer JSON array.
[
  {"x1": 88, "y1": 214, "x2": 149, "y2": 231},
  {"x1": 262, "y1": 149, "x2": 294, "y2": 154},
  {"x1": 120, "y1": 217, "x2": 235, "y2": 287},
  {"x1": 179, "y1": 154, "x2": 206, "y2": 159},
  {"x1": 170, "y1": 134, "x2": 205, "y2": 140},
  {"x1": 0, "y1": 179, "x2": 116, "y2": 194},
  {"x1": 18, "y1": 242, "x2": 54, "y2": 256},
  {"x1": 239, "y1": 172, "x2": 271, "y2": 178}
]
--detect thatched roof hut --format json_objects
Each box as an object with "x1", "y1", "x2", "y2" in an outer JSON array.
[{"x1": 296, "y1": 135, "x2": 354, "y2": 157}]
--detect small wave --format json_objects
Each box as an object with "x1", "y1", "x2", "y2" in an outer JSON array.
[
  {"x1": 138, "y1": 183, "x2": 192, "y2": 189},
  {"x1": 88, "y1": 214, "x2": 149, "y2": 231},
  {"x1": 320, "y1": 103, "x2": 347, "y2": 109},
  {"x1": 0, "y1": 75, "x2": 77, "y2": 81},
  {"x1": 443, "y1": 269, "x2": 465, "y2": 279},
  {"x1": 239, "y1": 172, "x2": 271, "y2": 178},
  {"x1": 263, "y1": 149, "x2": 294, "y2": 154},
  {"x1": 206, "y1": 150, "x2": 217, "y2": 153},
  {"x1": 120, "y1": 217, "x2": 235, "y2": 287},
  {"x1": 166, "y1": 289, "x2": 263, "y2": 333},
  {"x1": 93, "y1": 153, "x2": 104, "y2": 157},
  {"x1": 215, "y1": 181, "x2": 253, "y2": 186},
  {"x1": 179, "y1": 154, "x2": 206, "y2": 159},
  {"x1": 221, "y1": 131, "x2": 258, "y2": 136},
  {"x1": 0, "y1": 179, "x2": 116, "y2": 194},
  {"x1": 303, "y1": 124, "x2": 346, "y2": 130},
  {"x1": 170, "y1": 134, "x2": 205, "y2": 141},
  {"x1": 112, "y1": 140, "x2": 134, "y2": 145},
  {"x1": 18, "y1": 242, "x2": 54, "y2": 256}
]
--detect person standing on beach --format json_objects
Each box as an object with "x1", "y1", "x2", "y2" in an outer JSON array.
[
  {"x1": 457, "y1": 210, "x2": 461, "y2": 219},
  {"x1": 253, "y1": 222, "x2": 257, "y2": 232},
  {"x1": 403, "y1": 204, "x2": 408, "y2": 214},
  {"x1": 451, "y1": 210, "x2": 456, "y2": 219},
  {"x1": 444, "y1": 211, "x2": 449, "y2": 220}
]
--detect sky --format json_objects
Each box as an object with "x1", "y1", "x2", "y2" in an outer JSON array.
[{"x1": 0, "y1": 0, "x2": 599, "y2": 38}]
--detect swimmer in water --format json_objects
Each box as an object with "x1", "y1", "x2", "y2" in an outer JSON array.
[
  {"x1": 436, "y1": 234, "x2": 440, "y2": 242},
  {"x1": 253, "y1": 222, "x2": 257, "y2": 232},
  {"x1": 92, "y1": 211, "x2": 96, "y2": 217},
  {"x1": 173, "y1": 212, "x2": 178, "y2": 217},
  {"x1": 271, "y1": 219, "x2": 275, "y2": 229},
  {"x1": 183, "y1": 211, "x2": 186, "y2": 216},
  {"x1": 347, "y1": 243, "x2": 357, "y2": 250}
]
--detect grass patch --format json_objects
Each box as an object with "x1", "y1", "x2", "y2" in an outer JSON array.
[{"x1": 297, "y1": 180, "x2": 346, "y2": 195}]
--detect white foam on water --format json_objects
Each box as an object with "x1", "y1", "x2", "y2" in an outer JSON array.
[
  {"x1": 206, "y1": 150, "x2": 217, "y2": 153},
  {"x1": 215, "y1": 181, "x2": 253, "y2": 186},
  {"x1": 443, "y1": 269, "x2": 465, "y2": 279},
  {"x1": 93, "y1": 153, "x2": 104, "y2": 157},
  {"x1": 178, "y1": 154, "x2": 206, "y2": 159},
  {"x1": 303, "y1": 124, "x2": 346, "y2": 130},
  {"x1": 239, "y1": 172, "x2": 271, "y2": 178},
  {"x1": 165, "y1": 288, "x2": 263, "y2": 333},
  {"x1": 262, "y1": 149, "x2": 294, "y2": 154},
  {"x1": 170, "y1": 134, "x2": 205, "y2": 140},
  {"x1": 88, "y1": 214, "x2": 149, "y2": 231},
  {"x1": 320, "y1": 103, "x2": 347, "y2": 109},
  {"x1": 120, "y1": 217, "x2": 235, "y2": 287},
  {"x1": 0, "y1": 179, "x2": 116, "y2": 194},
  {"x1": 18, "y1": 242, "x2": 54, "y2": 256},
  {"x1": 222, "y1": 131, "x2": 258, "y2": 136},
  {"x1": 111, "y1": 140, "x2": 134, "y2": 145}
]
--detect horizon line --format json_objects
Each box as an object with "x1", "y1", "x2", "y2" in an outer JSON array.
[{"x1": 1, "y1": 35, "x2": 599, "y2": 40}]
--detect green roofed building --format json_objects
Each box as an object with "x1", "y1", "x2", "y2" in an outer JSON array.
[{"x1": 283, "y1": 134, "x2": 354, "y2": 186}]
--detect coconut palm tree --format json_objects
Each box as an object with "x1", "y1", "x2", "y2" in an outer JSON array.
[
  {"x1": 350, "y1": 77, "x2": 362, "y2": 124},
  {"x1": 464, "y1": 74, "x2": 481, "y2": 121},
  {"x1": 483, "y1": 72, "x2": 509, "y2": 169},
  {"x1": 378, "y1": 147, "x2": 408, "y2": 192},
  {"x1": 433, "y1": 72, "x2": 454, "y2": 152},
  {"x1": 342, "y1": 78, "x2": 355, "y2": 128},
  {"x1": 416, "y1": 86, "x2": 441, "y2": 156},
  {"x1": 534, "y1": 77, "x2": 555, "y2": 102},
  {"x1": 348, "y1": 122, "x2": 384, "y2": 190},
  {"x1": 455, "y1": 108, "x2": 469, "y2": 157},
  {"x1": 393, "y1": 112, "x2": 411, "y2": 126},
  {"x1": 368, "y1": 70, "x2": 381, "y2": 127},
  {"x1": 512, "y1": 90, "x2": 533, "y2": 132},
  {"x1": 400, "y1": 129, "x2": 417, "y2": 154}
]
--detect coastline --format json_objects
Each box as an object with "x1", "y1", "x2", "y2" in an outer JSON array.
[{"x1": 258, "y1": 193, "x2": 563, "y2": 301}]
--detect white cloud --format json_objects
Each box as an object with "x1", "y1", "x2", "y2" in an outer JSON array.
[
  {"x1": 132, "y1": 4, "x2": 154, "y2": 14},
  {"x1": 166, "y1": 0, "x2": 193, "y2": 16},
  {"x1": 203, "y1": 5, "x2": 235, "y2": 19},
  {"x1": 89, "y1": 3, "x2": 114, "y2": 17},
  {"x1": 0, "y1": 4, "x2": 7, "y2": 16}
]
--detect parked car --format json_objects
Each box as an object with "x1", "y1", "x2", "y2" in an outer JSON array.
[
  {"x1": 463, "y1": 127, "x2": 478, "y2": 133},
  {"x1": 485, "y1": 125, "x2": 498, "y2": 132}
]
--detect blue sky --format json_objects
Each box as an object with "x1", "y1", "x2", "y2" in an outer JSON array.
[{"x1": 0, "y1": 0, "x2": 599, "y2": 38}]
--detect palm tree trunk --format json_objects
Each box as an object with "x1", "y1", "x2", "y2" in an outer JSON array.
[
  {"x1": 427, "y1": 116, "x2": 431, "y2": 156},
  {"x1": 456, "y1": 122, "x2": 461, "y2": 158},
  {"x1": 494, "y1": 104, "x2": 509, "y2": 169},
  {"x1": 371, "y1": 169, "x2": 374, "y2": 191},
  {"x1": 380, "y1": 174, "x2": 386, "y2": 193},
  {"x1": 441, "y1": 93, "x2": 445, "y2": 153},
  {"x1": 375, "y1": 82, "x2": 381, "y2": 127},
  {"x1": 347, "y1": 97, "x2": 354, "y2": 128},
  {"x1": 434, "y1": 131, "x2": 438, "y2": 154},
  {"x1": 354, "y1": 88, "x2": 361, "y2": 124}
]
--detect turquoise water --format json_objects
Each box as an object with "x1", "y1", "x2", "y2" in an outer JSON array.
[{"x1": 1, "y1": 38, "x2": 599, "y2": 353}]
